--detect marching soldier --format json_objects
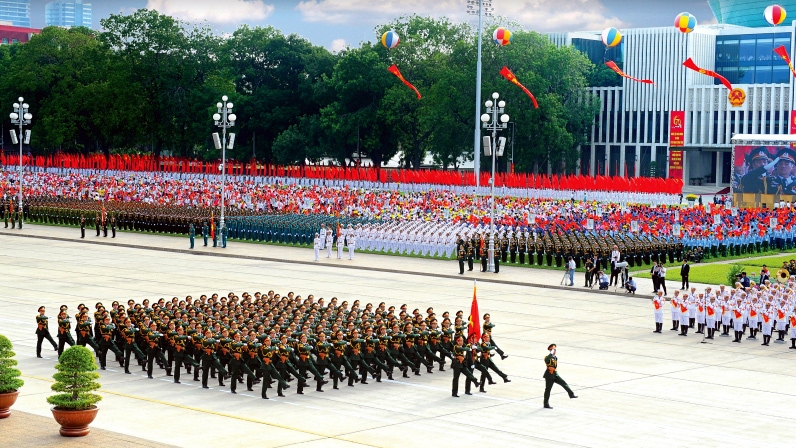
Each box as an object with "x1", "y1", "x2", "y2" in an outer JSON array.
[
  {"x1": 56, "y1": 310, "x2": 75, "y2": 356},
  {"x1": 34, "y1": 306, "x2": 58, "y2": 358},
  {"x1": 543, "y1": 344, "x2": 577, "y2": 409}
]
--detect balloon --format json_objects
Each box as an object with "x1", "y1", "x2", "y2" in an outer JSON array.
[
  {"x1": 601, "y1": 27, "x2": 622, "y2": 48},
  {"x1": 674, "y1": 12, "x2": 697, "y2": 33},
  {"x1": 765, "y1": 5, "x2": 787, "y2": 26},
  {"x1": 493, "y1": 27, "x2": 512, "y2": 46},
  {"x1": 381, "y1": 31, "x2": 400, "y2": 49}
]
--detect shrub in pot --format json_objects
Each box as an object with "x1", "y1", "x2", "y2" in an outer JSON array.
[
  {"x1": 46, "y1": 345, "x2": 102, "y2": 437},
  {"x1": 0, "y1": 334, "x2": 24, "y2": 418}
]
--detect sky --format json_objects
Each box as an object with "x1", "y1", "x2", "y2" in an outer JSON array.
[{"x1": 28, "y1": 0, "x2": 717, "y2": 51}]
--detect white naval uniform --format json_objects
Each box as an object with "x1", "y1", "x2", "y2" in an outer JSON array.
[
  {"x1": 319, "y1": 227, "x2": 327, "y2": 249},
  {"x1": 326, "y1": 233, "x2": 333, "y2": 258},
  {"x1": 653, "y1": 295, "x2": 664, "y2": 324},
  {"x1": 337, "y1": 233, "x2": 344, "y2": 259},
  {"x1": 347, "y1": 235, "x2": 356, "y2": 260},
  {"x1": 313, "y1": 237, "x2": 321, "y2": 261}
]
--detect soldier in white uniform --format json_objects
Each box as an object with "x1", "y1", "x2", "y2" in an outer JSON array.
[
  {"x1": 319, "y1": 224, "x2": 327, "y2": 250},
  {"x1": 669, "y1": 290, "x2": 681, "y2": 331},
  {"x1": 705, "y1": 295, "x2": 717, "y2": 339},
  {"x1": 731, "y1": 297, "x2": 746, "y2": 343},
  {"x1": 313, "y1": 233, "x2": 321, "y2": 261},
  {"x1": 760, "y1": 301, "x2": 773, "y2": 346},
  {"x1": 325, "y1": 232, "x2": 333, "y2": 258},
  {"x1": 337, "y1": 230, "x2": 345, "y2": 259},
  {"x1": 347, "y1": 225, "x2": 356, "y2": 260},
  {"x1": 652, "y1": 291, "x2": 664, "y2": 333}
]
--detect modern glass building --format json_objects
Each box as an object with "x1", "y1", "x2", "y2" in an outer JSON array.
[
  {"x1": 45, "y1": 0, "x2": 92, "y2": 28},
  {"x1": 0, "y1": 0, "x2": 30, "y2": 27},
  {"x1": 709, "y1": 0, "x2": 796, "y2": 28},
  {"x1": 548, "y1": 0, "x2": 796, "y2": 188}
]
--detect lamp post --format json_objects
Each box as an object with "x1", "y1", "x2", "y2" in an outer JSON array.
[
  {"x1": 467, "y1": 0, "x2": 493, "y2": 188},
  {"x1": 212, "y1": 95, "x2": 236, "y2": 241},
  {"x1": 480, "y1": 92, "x2": 509, "y2": 273},
  {"x1": 9, "y1": 97, "x2": 32, "y2": 226}
]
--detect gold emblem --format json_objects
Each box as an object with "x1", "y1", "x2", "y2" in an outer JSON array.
[{"x1": 728, "y1": 88, "x2": 746, "y2": 107}]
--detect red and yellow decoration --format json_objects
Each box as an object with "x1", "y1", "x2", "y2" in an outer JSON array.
[
  {"x1": 499, "y1": 66, "x2": 539, "y2": 109},
  {"x1": 682, "y1": 58, "x2": 732, "y2": 90},
  {"x1": 774, "y1": 45, "x2": 796, "y2": 78},
  {"x1": 765, "y1": 5, "x2": 787, "y2": 26},
  {"x1": 387, "y1": 64, "x2": 421, "y2": 99},
  {"x1": 674, "y1": 12, "x2": 697, "y2": 33},
  {"x1": 605, "y1": 61, "x2": 655, "y2": 85}
]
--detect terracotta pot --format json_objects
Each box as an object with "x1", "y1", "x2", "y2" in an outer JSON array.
[
  {"x1": 51, "y1": 406, "x2": 99, "y2": 437},
  {"x1": 0, "y1": 390, "x2": 19, "y2": 419}
]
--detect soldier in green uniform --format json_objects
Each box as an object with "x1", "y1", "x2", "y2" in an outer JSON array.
[
  {"x1": 228, "y1": 332, "x2": 256, "y2": 393},
  {"x1": 35, "y1": 306, "x2": 58, "y2": 357},
  {"x1": 172, "y1": 325, "x2": 199, "y2": 384},
  {"x1": 200, "y1": 329, "x2": 228, "y2": 389},
  {"x1": 451, "y1": 335, "x2": 479, "y2": 397},
  {"x1": 189, "y1": 222, "x2": 195, "y2": 249},
  {"x1": 457, "y1": 238, "x2": 466, "y2": 275},
  {"x1": 56, "y1": 310, "x2": 75, "y2": 356},
  {"x1": 543, "y1": 344, "x2": 577, "y2": 409},
  {"x1": 202, "y1": 222, "x2": 209, "y2": 246}
]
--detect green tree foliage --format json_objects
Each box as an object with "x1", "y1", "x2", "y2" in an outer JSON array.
[
  {"x1": 0, "y1": 11, "x2": 603, "y2": 174},
  {"x1": 47, "y1": 345, "x2": 101, "y2": 410},
  {"x1": 0, "y1": 334, "x2": 23, "y2": 393}
]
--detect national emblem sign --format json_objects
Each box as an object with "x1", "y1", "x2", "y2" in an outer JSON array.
[{"x1": 728, "y1": 88, "x2": 746, "y2": 107}]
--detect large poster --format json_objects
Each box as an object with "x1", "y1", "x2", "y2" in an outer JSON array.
[
  {"x1": 733, "y1": 145, "x2": 796, "y2": 196},
  {"x1": 669, "y1": 150, "x2": 683, "y2": 179},
  {"x1": 670, "y1": 111, "x2": 685, "y2": 147}
]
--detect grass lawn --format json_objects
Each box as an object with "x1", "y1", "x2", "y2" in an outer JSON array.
[{"x1": 633, "y1": 264, "x2": 739, "y2": 286}]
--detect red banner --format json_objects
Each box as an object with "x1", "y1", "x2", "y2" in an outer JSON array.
[
  {"x1": 670, "y1": 111, "x2": 685, "y2": 148},
  {"x1": 669, "y1": 150, "x2": 683, "y2": 179},
  {"x1": 605, "y1": 61, "x2": 655, "y2": 85},
  {"x1": 387, "y1": 64, "x2": 421, "y2": 99},
  {"x1": 774, "y1": 45, "x2": 796, "y2": 78},
  {"x1": 683, "y1": 58, "x2": 733, "y2": 90},
  {"x1": 791, "y1": 110, "x2": 796, "y2": 148},
  {"x1": 499, "y1": 66, "x2": 539, "y2": 109}
]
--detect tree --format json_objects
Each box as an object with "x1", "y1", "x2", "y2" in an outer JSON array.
[
  {"x1": 224, "y1": 25, "x2": 335, "y2": 163},
  {"x1": 0, "y1": 334, "x2": 23, "y2": 394}
]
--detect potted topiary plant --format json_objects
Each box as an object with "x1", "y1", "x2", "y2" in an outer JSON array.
[
  {"x1": 0, "y1": 334, "x2": 24, "y2": 418},
  {"x1": 47, "y1": 345, "x2": 102, "y2": 437}
]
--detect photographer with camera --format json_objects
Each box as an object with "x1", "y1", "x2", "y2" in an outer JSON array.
[
  {"x1": 625, "y1": 276, "x2": 637, "y2": 294},
  {"x1": 565, "y1": 257, "x2": 575, "y2": 286}
]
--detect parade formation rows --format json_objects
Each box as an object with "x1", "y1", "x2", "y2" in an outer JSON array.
[
  {"x1": 33, "y1": 292, "x2": 511, "y2": 399},
  {"x1": 4, "y1": 168, "x2": 796, "y2": 269}
]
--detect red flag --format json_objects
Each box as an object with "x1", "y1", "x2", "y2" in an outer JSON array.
[
  {"x1": 774, "y1": 45, "x2": 796, "y2": 78},
  {"x1": 101, "y1": 206, "x2": 107, "y2": 225},
  {"x1": 387, "y1": 64, "x2": 421, "y2": 99},
  {"x1": 499, "y1": 66, "x2": 539, "y2": 108},
  {"x1": 210, "y1": 212, "x2": 216, "y2": 240},
  {"x1": 605, "y1": 61, "x2": 655, "y2": 85},
  {"x1": 682, "y1": 58, "x2": 732, "y2": 90},
  {"x1": 467, "y1": 280, "x2": 481, "y2": 344}
]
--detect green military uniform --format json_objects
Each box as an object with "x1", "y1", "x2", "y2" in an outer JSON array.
[{"x1": 543, "y1": 344, "x2": 576, "y2": 409}]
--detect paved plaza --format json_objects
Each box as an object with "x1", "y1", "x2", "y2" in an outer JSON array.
[{"x1": 1, "y1": 225, "x2": 795, "y2": 447}]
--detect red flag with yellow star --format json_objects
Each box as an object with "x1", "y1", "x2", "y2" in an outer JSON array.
[
  {"x1": 468, "y1": 280, "x2": 481, "y2": 344},
  {"x1": 499, "y1": 66, "x2": 539, "y2": 109},
  {"x1": 774, "y1": 45, "x2": 796, "y2": 78}
]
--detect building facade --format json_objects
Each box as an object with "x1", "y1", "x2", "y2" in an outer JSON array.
[
  {"x1": 551, "y1": 0, "x2": 796, "y2": 189},
  {"x1": 45, "y1": 0, "x2": 91, "y2": 28},
  {"x1": 0, "y1": 24, "x2": 39, "y2": 44},
  {"x1": 0, "y1": 0, "x2": 30, "y2": 27}
]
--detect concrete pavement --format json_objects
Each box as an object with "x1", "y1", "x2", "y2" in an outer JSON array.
[{"x1": 1, "y1": 224, "x2": 795, "y2": 447}]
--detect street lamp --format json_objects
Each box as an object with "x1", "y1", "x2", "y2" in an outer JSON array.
[
  {"x1": 212, "y1": 95, "x2": 236, "y2": 242},
  {"x1": 467, "y1": 0, "x2": 493, "y2": 188},
  {"x1": 9, "y1": 97, "x2": 32, "y2": 226},
  {"x1": 480, "y1": 92, "x2": 509, "y2": 273}
]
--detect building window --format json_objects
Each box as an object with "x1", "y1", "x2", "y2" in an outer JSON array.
[
  {"x1": 1, "y1": 38, "x2": 7, "y2": 44},
  {"x1": 716, "y1": 33, "x2": 791, "y2": 85}
]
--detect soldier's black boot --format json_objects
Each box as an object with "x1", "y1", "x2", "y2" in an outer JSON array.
[
  {"x1": 791, "y1": 339, "x2": 796, "y2": 349},
  {"x1": 689, "y1": 318, "x2": 695, "y2": 328},
  {"x1": 679, "y1": 325, "x2": 686, "y2": 336},
  {"x1": 671, "y1": 320, "x2": 678, "y2": 331}
]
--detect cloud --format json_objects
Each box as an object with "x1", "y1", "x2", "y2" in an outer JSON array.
[
  {"x1": 146, "y1": 0, "x2": 275, "y2": 24},
  {"x1": 295, "y1": 0, "x2": 627, "y2": 32},
  {"x1": 330, "y1": 38, "x2": 348, "y2": 52}
]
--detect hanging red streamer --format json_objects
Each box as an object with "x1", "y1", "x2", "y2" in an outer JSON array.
[
  {"x1": 682, "y1": 58, "x2": 732, "y2": 90},
  {"x1": 387, "y1": 64, "x2": 421, "y2": 99},
  {"x1": 605, "y1": 61, "x2": 656, "y2": 85},
  {"x1": 774, "y1": 45, "x2": 796, "y2": 78},
  {"x1": 499, "y1": 66, "x2": 538, "y2": 109}
]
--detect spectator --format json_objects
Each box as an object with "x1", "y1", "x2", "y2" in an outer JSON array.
[{"x1": 625, "y1": 276, "x2": 637, "y2": 294}]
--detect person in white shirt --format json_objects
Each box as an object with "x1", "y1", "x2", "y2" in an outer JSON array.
[
  {"x1": 313, "y1": 233, "x2": 321, "y2": 261},
  {"x1": 566, "y1": 257, "x2": 576, "y2": 286},
  {"x1": 347, "y1": 225, "x2": 356, "y2": 260},
  {"x1": 319, "y1": 224, "x2": 327, "y2": 250},
  {"x1": 336, "y1": 231, "x2": 344, "y2": 259},
  {"x1": 658, "y1": 265, "x2": 667, "y2": 295}
]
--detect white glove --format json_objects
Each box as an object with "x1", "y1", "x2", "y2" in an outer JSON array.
[{"x1": 764, "y1": 157, "x2": 780, "y2": 171}]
